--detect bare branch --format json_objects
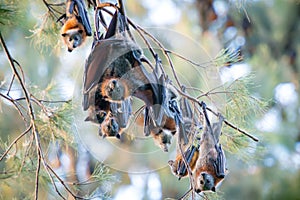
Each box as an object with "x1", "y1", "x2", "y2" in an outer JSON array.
[
  {"x1": 46, "y1": 163, "x2": 88, "y2": 200},
  {"x1": 35, "y1": 153, "x2": 41, "y2": 200},
  {"x1": 0, "y1": 92, "x2": 28, "y2": 122},
  {"x1": 206, "y1": 106, "x2": 259, "y2": 142},
  {"x1": 0, "y1": 125, "x2": 32, "y2": 162}
]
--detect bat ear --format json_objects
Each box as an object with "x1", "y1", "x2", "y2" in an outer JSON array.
[
  {"x1": 85, "y1": 116, "x2": 91, "y2": 121},
  {"x1": 212, "y1": 187, "x2": 216, "y2": 192},
  {"x1": 167, "y1": 160, "x2": 174, "y2": 166}
]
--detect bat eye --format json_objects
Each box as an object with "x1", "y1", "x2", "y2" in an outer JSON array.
[{"x1": 200, "y1": 180, "x2": 204, "y2": 185}]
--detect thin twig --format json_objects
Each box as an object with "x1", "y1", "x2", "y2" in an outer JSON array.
[
  {"x1": 179, "y1": 188, "x2": 192, "y2": 200},
  {"x1": 0, "y1": 92, "x2": 28, "y2": 122},
  {"x1": 46, "y1": 164, "x2": 88, "y2": 200},
  {"x1": 6, "y1": 75, "x2": 15, "y2": 95},
  {"x1": 14, "y1": 96, "x2": 71, "y2": 104},
  {"x1": 0, "y1": 125, "x2": 32, "y2": 162},
  {"x1": 44, "y1": 165, "x2": 67, "y2": 200},
  {"x1": 34, "y1": 152, "x2": 41, "y2": 200},
  {"x1": 206, "y1": 106, "x2": 259, "y2": 142},
  {"x1": 165, "y1": 49, "x2": 207, "y2": 69},
  {"x1": 18, "y1": 134, "x2": 34, "y2": 174}
]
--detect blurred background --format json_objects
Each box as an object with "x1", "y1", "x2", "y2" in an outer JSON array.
[{"x1": 0, "y1": 0, "x2": 300, "y2": 199}]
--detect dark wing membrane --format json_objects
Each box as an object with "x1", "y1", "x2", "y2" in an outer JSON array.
[
  {"x1": 74, "y1": 0, "x2": 92, "y2": 36},
  {"x1": 179, "y1": 87, "x2": 193, "y2": 119},
  {"x1": 110, "y1": 99, "x2": 132, "y2": 128},
  {"x1": 177, "y1": 145, "x2": 197, "y2": 177},
  {"x1": 83, "y1": 39, "x2": 141, "y2": 94},
  {"x1": 214, "y1": 144, "x2": 226, "y2": 178},
  {"x1": 143, "y1": 107, "x2": 151, "y2": 136},
  {"x1": 105, "y1": 9, "x2": 127, "y2": 39}
]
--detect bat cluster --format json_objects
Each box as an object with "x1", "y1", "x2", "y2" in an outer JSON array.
[{"x1": 58, "y1": 0, "x2": 229, "y2": 195}]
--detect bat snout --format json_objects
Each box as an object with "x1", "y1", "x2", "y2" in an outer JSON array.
[{"x1": 195, "y1": 188, "x2": 201, "y2": 193}]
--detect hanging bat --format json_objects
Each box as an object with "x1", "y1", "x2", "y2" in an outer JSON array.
[
  {"x1": 83, "y1": 8, "x2": 142, "y2": 106},
  {"x1": 194, "y1": 102, "x2": 227, "y2": 193},
  {"x1": 168, "y1": 88, "x2": 203, "y2": 179},
  {"x1": 60, "y1": 0, "x2": 92, "y2": 52}
]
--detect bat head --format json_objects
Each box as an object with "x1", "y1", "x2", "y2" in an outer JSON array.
[
  {"x1": 195, "y1": 172, "x2": 216, "y2": 193},
  {"x1": 168, "y1": 159, "x2": 185, "y2": 180},
  {"x1": 62, "y1": 28, "x2": 85, "y2": 52},
  {"x1": 168, "y1": 159, "x2": 178, "y2": 176},
  {"x1": 101, "y1": 116, "x2": 120, "y2": 138},
  {"x1": 85, "y1": 108, "x2": 107, "y2": 125},
  {"x1": 101, "y1": 79, "x2": 129, "y2": 102},
  {"x1": 151, "y1": 129, "x2": 172, "y2": 152},
  {"x1": 61, "y1": 15, "x2": 87, "y2": 52}
]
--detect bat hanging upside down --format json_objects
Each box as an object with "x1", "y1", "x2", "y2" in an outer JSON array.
[
  {"x1": 193, "y1": 102, "x2": 228, "y2": 193},
  {"x1": 60, "y1": 0, "x2": 92, "y2": 52}
]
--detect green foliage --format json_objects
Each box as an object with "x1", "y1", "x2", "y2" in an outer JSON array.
[
  {"x1": 29, "y1": 12, "x2": 62, "y2": 54},
  {"x1": 224, "y1": 74, "x2": 267, "y2": 124},
  {"x1": 214, "y1": 48, "x2": 243, "y2": 68},
  {"x1": 220, "y1": 74, "x2": 268, "y2": 160},
  {"x1": 0, "y1": 1, "x2": 18, "y2": 26}
]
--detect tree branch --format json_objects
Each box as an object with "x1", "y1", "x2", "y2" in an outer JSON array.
[{"x1": 0, "y1": 125, "x2": 32, "y2": 162}]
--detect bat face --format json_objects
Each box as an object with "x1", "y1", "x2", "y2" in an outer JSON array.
[
  {"x1": 61, "y1": 26, "x2": 85, "y2": 52},
  {"x1": 195, "y1": 172, "x2": 216, "y2": 193},
  {"x1": 101, "y1": 78, "x2": 129, "y2": 102},
  {"x1": 69, "y1": 30, "x2": 84, "y2": 48},
  {"x1": 101, "y1": 116, "x2": 120, "y2": 138},
  {"x1": 85, "y1": 108, "x2": 107, "y2": 124},
  {"x1": 151, "y1": 129, "x2": 172, "y2": 152},
  {"x1": 61, "y1": 0, "x2": 91, "y2": 52}
]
